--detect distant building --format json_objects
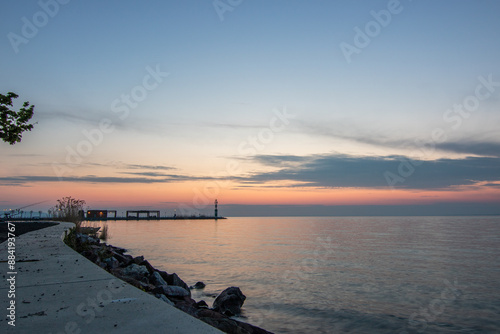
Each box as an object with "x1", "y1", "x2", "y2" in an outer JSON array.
[{"x1": 87, "y1": 210, "x2": 108, "y2": 219}]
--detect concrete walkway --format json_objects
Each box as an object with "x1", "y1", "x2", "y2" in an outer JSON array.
[{"x1": 1, "y1": 222, "x2": 223, "y2": 334}]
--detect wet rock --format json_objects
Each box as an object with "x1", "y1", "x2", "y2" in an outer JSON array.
[
  {"x1": 212, "y1": 287, "x2": 246, "y2": 316},
  {"x1": 168, "y1": 273, "x2": 190, "y2": 291},
  {"x1": 152, "y1": 271, "x2": 167, "y2": 286},
  {"x1": 190, "y1": 281, "x2": 206, "y2": 289},
  {"x1": 155, "y1": 285, "x2": 190, "y2": 298},
  {"x1": 122, "y1": 264, "x2": 149, "y2": 279},
  {"x1": 196, "y1": 300, "x2": 209, "y2": 308},
  {"x1": 158, "y1": 271, "x2": 191, "y2": 295},
  {"x1": 198, "y1": 308, "x2": 274, "y2": 334}
]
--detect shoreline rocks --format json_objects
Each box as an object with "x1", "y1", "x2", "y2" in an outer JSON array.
[
  {"x1": 67, "y1": 230, "x2": 273, "y2": 334},
  {"x1": 213, "y1": 287, "x2": 246, "y2": 316}
]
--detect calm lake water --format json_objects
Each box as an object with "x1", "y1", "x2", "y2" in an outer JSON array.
[{"x1": 96, "y1": 216, "x2": 500, "y2": 333}]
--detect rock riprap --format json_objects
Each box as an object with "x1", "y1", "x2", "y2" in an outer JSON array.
[{"x1": 66, "y1": 229, "x2": 273, "y2": 334}]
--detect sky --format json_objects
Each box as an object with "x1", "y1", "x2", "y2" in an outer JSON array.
[{"x1": 1, "y1": 0, "x2": 500, "y2": 216}]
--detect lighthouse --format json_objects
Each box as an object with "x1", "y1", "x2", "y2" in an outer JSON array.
[{"x1": 214, "y1": 199, "x2": 218, "y2": 219}]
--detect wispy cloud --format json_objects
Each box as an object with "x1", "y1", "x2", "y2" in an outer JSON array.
[
  {"x1": 36, "y1": 110, "x2": 171, "y2": 134},
  {"x1": 37, "y1": 110, "x2": 108, "y2": 125},
  {"x1": 124, "y1": 164, "x2": 177, "y2": 171},
  {"x1": 296, "y1": 119, "x2": 500, "y2": 157},
  {"x1": 0, "y1": 174, "x2": 216, "y2": 185}
]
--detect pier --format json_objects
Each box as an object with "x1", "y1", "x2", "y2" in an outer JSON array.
[
  {"x1": 84, "y1": 215, "x2": 225, "y2": 221},
  {"x1": 84, "y1": 200, "x2": 225, "y2": 221}
]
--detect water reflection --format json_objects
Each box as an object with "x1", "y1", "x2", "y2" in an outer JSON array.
[{"x1": 90, "y1": 216, "x2": 500, "y2": 333}]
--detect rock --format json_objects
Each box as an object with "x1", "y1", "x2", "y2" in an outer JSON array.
[
  {"x1": 158, "y1": 271, "x2": 191, "y2": 296},
  {"x1": 103, "y1": 257, "x2": 120, "y2": 269},
  {"x1": 120, "y1": 276, "x2": 154, "y2": 292},
  {"x1": 76, "y1": 233, "x2": 99, "y2": 245},
  {"x1": 111, "y1": 246, "x2": 127, "y2": 254},
  {"x1": 174, "y1": 298, "x2": 199, "y2": 317},
  {"x1": 139, "y1": 260, "x2": 155, "y2": 275},
  {"x1": 122, "y1": 264, "x2": 149, "y2": 279},
  {"x1": 157, "y1": 270, "x2": 169, "y2": 281},
  {"x1": 168, "y1": 273, "x2": 191, "y2": 292},
  {"x1": 212, "y1": 287, "x2": 246, "y2": 316},
  {"x1": 190, "y1": 281, "x2": 206, "y2": 289},
  {"x1": 198, "y1": 309, "x2": 274, "y2": 334},
  {"x1": 82, "y1": 250, "x2": 98, "y2": 262},
  {"x1": 132, "y1": 256, "x2": 145, "y2": 264},
  {"x1": 112, "y1": 252, "x2": 133, "y2": 267},
  {"x1": 155, "y1": 285, "x2": 190, "y2": 298},
  {"x1": 152, "y1": 271, "x2": 168, "y2": 286},
  {"x1": 163, "y1": 285, "x2": 190, "y2": 298},
  {"x1": 109, "y1": 268, "x2": 123, "y2": 277},
  {"x1": 156, "y1": 294, "x2": 175, "y2": 306},
  {"x1": 196, "y1": 300, "x2": 209, "y2": 308}
]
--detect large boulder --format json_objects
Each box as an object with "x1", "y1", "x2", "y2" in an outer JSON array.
[
  {"x1": 190, "y1": 281, "x2": 206, "y2": 289},
  {"x1": 152, "y1": 271, "x2": 168, "y2": 286},
  {"x1": 212, "y1": 287, "x2": 246, "y2": 316},
  {"x1": 154, "y1": 285, "x2": 190, "y2": 298},
  {"x1": 122, "y1": 263, "x2": 149, "y2": 279},
  {"x1": 111, "y1": 251, "x2": 133, "y2": 267},
  {"x1": 138, "y1": 260, "x2": 156, "y2": 275},
  {"x1": 158, "y1": 271, "x2": 191, "y2": 295}
]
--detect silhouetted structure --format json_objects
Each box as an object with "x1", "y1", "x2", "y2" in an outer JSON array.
[
  {"x1": 215, "y1": 199, "x2": 218, "y2": 219},
  {"x1": 126, "y1": 210, "x2": 160, "y2": 219},
  {"x1": 87, "y1": 210, "x2": 117, "y2": 220}
]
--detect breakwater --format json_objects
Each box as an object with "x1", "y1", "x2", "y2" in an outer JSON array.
[{"x1": 85, "y1": 216, "x2": 226, "y2": 221}]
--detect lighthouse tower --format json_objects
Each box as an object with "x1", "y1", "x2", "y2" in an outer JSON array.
[{"x1": 214, "y1": 199, "x2": 218, "y2": 219}]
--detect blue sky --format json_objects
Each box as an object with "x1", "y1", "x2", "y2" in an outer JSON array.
[{"x1": 1, "y1": 0, "x2": 500, "y2": 215}]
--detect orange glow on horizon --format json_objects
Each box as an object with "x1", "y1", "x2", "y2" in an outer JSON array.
[{"x1": 1, "y1": 180, "x2": 499, "y2": 211}]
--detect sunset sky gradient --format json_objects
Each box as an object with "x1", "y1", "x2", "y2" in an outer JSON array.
[{"x1": 1, "y1": 0, "x2": 499, "y2": 216}]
